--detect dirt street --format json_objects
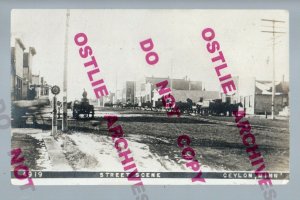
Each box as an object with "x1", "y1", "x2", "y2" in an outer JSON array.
[{"x1": 11, "y1": 107, "x2": 289, "y2": 172}]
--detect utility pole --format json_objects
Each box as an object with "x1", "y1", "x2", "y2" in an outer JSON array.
[
  {"x1": 261, "y1": 19, "x2": 285, "y2": 120},
  {"x1": 52, "y1": 95, "x2": 57, "y2": 136},
  {"x1": 62, "y1": 9, "x2": 70, "y2": 132}
]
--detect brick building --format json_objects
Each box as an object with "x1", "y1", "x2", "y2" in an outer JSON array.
[{"x1": 134, "y1": 76, "x2": 202, "y2": 106}]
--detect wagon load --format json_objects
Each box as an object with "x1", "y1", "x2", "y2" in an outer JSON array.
[{"x1": 72, "y1": 89, "x2": 95, "y2": 119}]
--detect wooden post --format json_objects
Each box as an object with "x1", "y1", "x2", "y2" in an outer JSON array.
[{"x1": 52, "y1": 96, "x2": 57, "y2": 136}]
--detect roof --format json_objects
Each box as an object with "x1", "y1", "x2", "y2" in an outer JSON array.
[
  {"x1": 145, "y1": 77, "x2": 202, "y2": 90},
  {"x1": 145, "y1": 77, "x2": 170, "y2": 85}
]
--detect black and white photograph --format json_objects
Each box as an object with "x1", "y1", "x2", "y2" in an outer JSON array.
[{"x1": 10, "y1": 9, "x2": 289, "y2": 185}]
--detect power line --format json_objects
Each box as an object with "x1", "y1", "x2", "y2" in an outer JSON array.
[
  {"x1": 261, "y1": 19, "x2": 285, "y2": 23},
  {"x1": 261, "y1": 19, "x2": 286, "y2": 120}
]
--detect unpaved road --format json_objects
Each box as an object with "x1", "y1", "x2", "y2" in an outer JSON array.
[{"x1": 11, "y1": 108, "x2": 289, "y2": 172}]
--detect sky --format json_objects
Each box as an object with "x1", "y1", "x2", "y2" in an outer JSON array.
[{"x1": 11, "y1": 9, "x2": 289, "y2": 101}]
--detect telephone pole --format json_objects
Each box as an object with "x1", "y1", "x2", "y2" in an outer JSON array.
[
  {"x1": 62, "y1": 9, "x2": 70, "y2": 132},
  {"x1": 261, "y1": 19, "x2": 285, "y2": 120}
]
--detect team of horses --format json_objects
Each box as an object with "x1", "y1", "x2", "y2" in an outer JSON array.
[{"x1": 109, "y1": 98, "x2": 243, "y2": 117}]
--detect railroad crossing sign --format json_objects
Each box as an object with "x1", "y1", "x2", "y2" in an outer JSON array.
[{"x1": 51, "y1": 85, "x2": 60, "y2": 95}]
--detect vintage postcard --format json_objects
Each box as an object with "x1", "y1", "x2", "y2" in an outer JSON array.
[{"x1": 11, "y1": 9, "x2": 289, "y2": 186}]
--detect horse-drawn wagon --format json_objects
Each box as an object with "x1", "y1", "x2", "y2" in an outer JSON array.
[{"x1": 72, "y1": 89, "x2": 95, "y2": 119}]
